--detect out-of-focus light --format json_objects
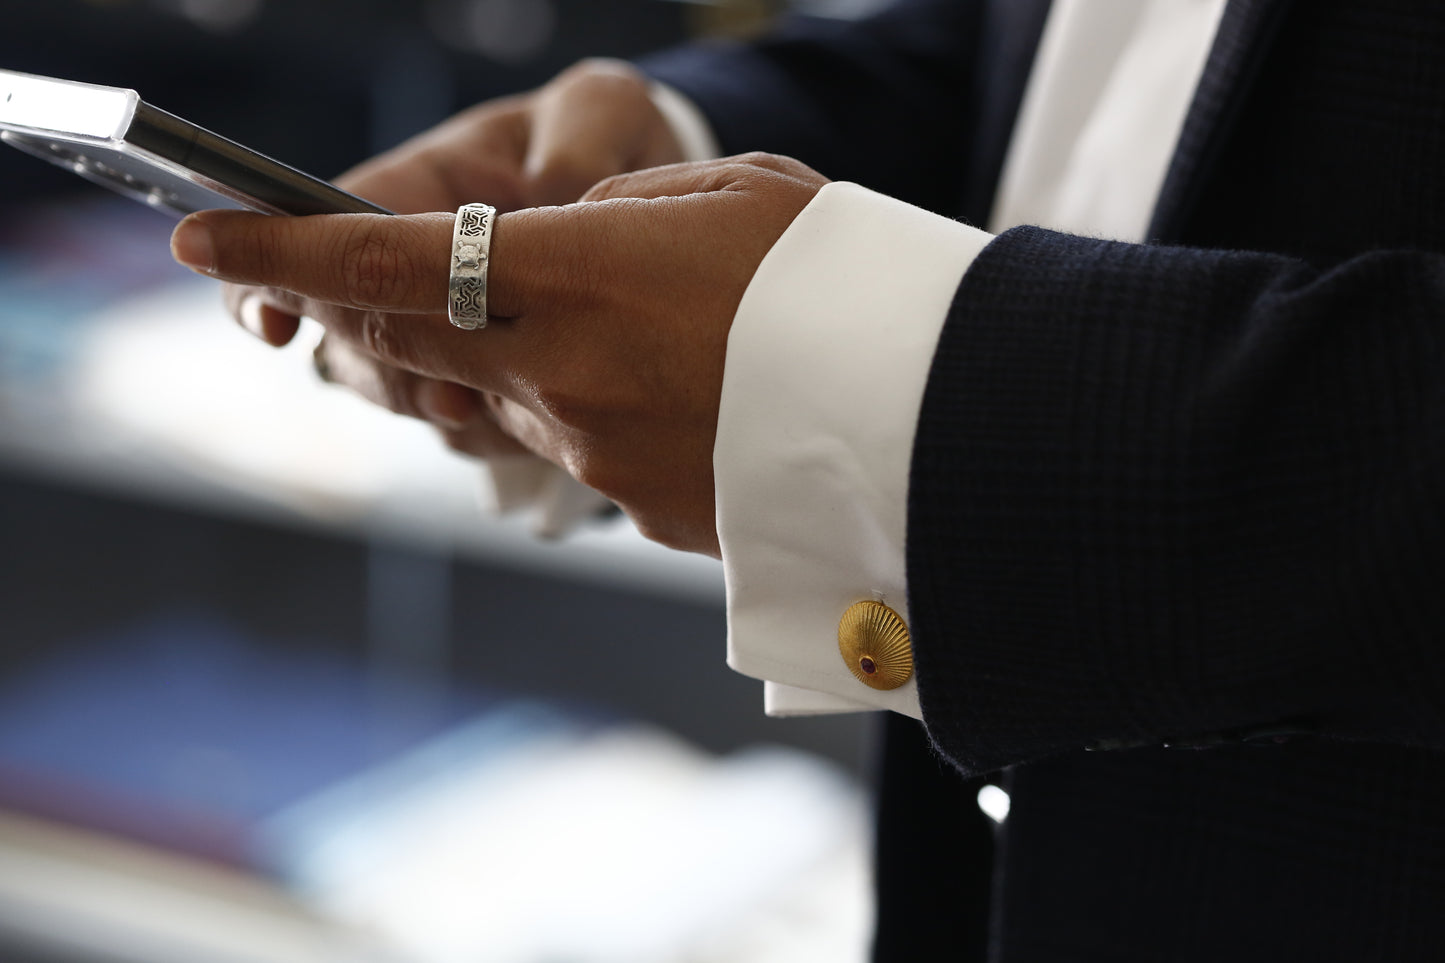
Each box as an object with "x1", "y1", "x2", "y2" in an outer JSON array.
[
  {"x1": 794, "y1": 0, "x2": 893, "y2": 19},
  {"x1": 977, "y1": 784, "x2": 1010, "y2": 823},
  {"x1": 178, "y1": 0, "x2": 263, "y2": 31},
  {"x1": 427, "y1": 0, "x2": 557, "y2": 63}
]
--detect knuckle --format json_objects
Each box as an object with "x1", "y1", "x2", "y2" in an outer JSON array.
[
  {"x1": 735, "y1": 150, "x2": 777, "y2": 167},
  {"x1": 567, "y1": 452, "x2": 619, "y2": 501},
  {"x1": 337, "y1": 220, "x2": 415, "y2": 308},
  {"x1": 563, "y1": 58, "x2": 646, "y2": 94},
  {"x1": 731, "y1": 151, "x2": 815, "y2": 184},
  {"x1": 533, "y1": 385, "x2": 595, "y2": 432},
  {"x1": 629, "y1": 512, "x2": 689, "y2": 553},
  {"x1": 733, "y1": 151, "x2": 792, "y2": 176},
  {"x1": 357, "y1": 309, "x2": 405, "y2": 364}
]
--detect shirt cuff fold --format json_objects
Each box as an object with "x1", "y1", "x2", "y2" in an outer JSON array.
[{"x1": 715, "y1": 181, "x2": 994, "y2": 719}]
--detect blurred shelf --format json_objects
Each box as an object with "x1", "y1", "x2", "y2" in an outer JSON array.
[
  {"x1": 0, "y1": 201, "x2": 723, "y2": 606},
  {"x1": 0, "y1": 810, "x2": 377, "y2": 963}
]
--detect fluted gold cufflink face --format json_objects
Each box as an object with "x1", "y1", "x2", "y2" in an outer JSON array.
[{"x1": 838, "y1": 600, "x2": 913, "y2": 690}]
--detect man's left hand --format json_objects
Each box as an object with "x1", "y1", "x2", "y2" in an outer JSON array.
[{"x1": 172, "y1": 153, "x2": 829, "y2": 557}]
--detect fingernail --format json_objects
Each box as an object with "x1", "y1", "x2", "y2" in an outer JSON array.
[
  {"x1": 239, "y1": 297, "x2": 266, "y2": 340},
  {"x1": 171, "y1": 217, "x2": 214, "y2": 274}
]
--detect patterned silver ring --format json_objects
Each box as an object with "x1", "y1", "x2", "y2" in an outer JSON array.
[{"x1": 448, "y1": 202, "x2": 496, "y2": 330}]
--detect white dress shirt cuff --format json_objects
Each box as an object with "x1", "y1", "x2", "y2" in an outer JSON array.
[{"x1": 716, "y1": 181, "x2": 994, "y2": 719}]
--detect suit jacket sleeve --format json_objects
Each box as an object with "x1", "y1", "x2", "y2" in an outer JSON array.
[
  {"x1": 910, "y1": 229, "x2": 1445, "y2": 775},
  {"x1": 641, "y1": 0, "x2": 985, "y2": 214},
  {"x1": 648, "y1": 0, "x2": 1445, "y2": 778}
]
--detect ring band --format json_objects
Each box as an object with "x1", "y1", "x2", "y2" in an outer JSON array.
[{"x1": 449, "y1": 202, "x2": 496, "y2": 330}]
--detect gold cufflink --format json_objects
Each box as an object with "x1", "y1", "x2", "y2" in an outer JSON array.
[{"x1": 838, "y1": 600, "x2": 913, "y2": 690}]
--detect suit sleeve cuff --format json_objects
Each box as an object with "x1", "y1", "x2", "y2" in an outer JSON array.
[{"x1": 715, "y1": 181, "x2": 994, "y2": 719}]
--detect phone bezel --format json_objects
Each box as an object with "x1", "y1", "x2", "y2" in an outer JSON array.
[{"x1": 0, "y1": 69, "x2": 390, "y2": 218}]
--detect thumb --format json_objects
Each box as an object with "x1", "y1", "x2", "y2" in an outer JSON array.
[{"x1": 521, "y1": 60, "x2": 682, "y2": 206}]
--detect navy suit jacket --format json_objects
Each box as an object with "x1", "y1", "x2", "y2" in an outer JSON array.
[{"x1": 648, "y1": 1, "x2": 1445, "y2": 958}]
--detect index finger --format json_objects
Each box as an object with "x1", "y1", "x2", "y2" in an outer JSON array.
[
  {"x1": 178, "y1": 206, "x2": 542, "y2": 394},
  {"x1": 173, "y1": 209, "x2": 455, "y2": 314}
]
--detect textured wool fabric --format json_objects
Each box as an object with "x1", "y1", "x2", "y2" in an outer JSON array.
[{"x1": 649, "y1": 0, "x2": 1445, "y2": 958}]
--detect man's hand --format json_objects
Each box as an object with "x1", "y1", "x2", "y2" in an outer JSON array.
[
  {"x1": 224, "y1": 58, "x2": 686, "y2": 459},
  {"x1": 175, "y1": 154, "x2": 830, "y2": 556}
]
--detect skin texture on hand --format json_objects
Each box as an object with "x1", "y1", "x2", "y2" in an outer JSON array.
[
  {"x1": 175, "y1": 153, "x2": 830, "y2": 556},
  {"x1": 220, "y1": 58, "x2": 686, "y2": 454}
]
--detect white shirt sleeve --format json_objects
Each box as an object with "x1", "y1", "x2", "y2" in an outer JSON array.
[{"x1": 716, "y1": 182, "x2": 993, "y2": 719}]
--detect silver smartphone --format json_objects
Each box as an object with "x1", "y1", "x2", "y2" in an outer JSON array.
[{"x1": 0, "y1": 68, "x2": 390, "y2": 219}]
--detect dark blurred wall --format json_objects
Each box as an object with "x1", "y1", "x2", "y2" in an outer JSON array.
[{"x1": 0, "y1": 0, "x2": 694, "y2": 204}]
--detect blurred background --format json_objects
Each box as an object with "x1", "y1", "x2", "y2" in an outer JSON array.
[{"x1": 0, "y1": 1, "x2": 890, "y2": 961}]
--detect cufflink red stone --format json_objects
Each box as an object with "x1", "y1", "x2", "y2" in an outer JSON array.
[{"x1": 838, "y1": 600, "x2": 913, "y2": 690}]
